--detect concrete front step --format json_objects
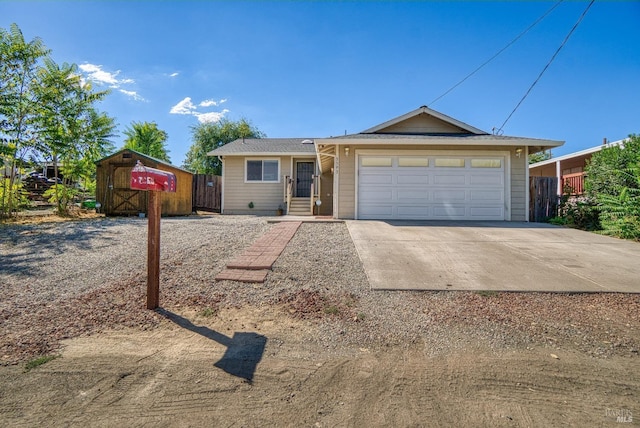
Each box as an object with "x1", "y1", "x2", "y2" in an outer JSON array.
[{"x1": 289, "y1": 198, "x2": 312, "y2": 215}]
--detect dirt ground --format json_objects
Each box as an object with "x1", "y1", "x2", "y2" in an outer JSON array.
[
  {"x1": 0, "y1": 305, "x2": 636, "y2": 427},
  {"x1": 0, "y1": 214, "x2": 637, "y2": 426}
]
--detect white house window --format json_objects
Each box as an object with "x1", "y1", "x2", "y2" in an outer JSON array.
[{"x1": 246, "y1": 159, "x2": 279, "y2": 182}]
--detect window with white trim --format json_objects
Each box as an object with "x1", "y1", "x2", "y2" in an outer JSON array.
[{"x1": 246, "y1": 159, "x2": 280, "y2": 182}]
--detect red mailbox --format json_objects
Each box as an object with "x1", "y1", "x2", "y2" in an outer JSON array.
[{"x1": 130, "y1": 161, "x2": 176, "y2": 192}]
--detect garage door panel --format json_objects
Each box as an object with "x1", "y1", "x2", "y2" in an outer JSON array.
[
  {"x1": 434, "y1": 174, "x2": 466, "y2": 185},
  {"x1": 470, "y1": 174, "x2": 503, "y2": 186},
  {"x1": 359, "y1": 205, "x2": 393, "y2": 218},
  {"x1": 470, "y1": 206, "x2": 504, "y2": 218},
  {"x1": 397, "y1": 189, "x2": 429, "y2": 201},
  {"x1": 360, "y1": 189, "x2": 393, "y2": 202},
  {"x1": 358, "y1": 155, "x2": 505, "y2": 220},
  {"x1": 359, "y1": 173, "x2": 393, "y2": 185},
  {"x1": 397, "y1": 174, "x2": 429, "y2": 185},
  {"x1": 433, "y1": 190, "x2": 466, "y2": 201},
  {"x1": 433, "y1": 205, "x2": 466, "y2": 217},
  {"x1": 397, "y1": 206, "x2": 431, "y2": 218},
  {"x1": 470, "y1": 190, "x2": 503, "y2": 202}
]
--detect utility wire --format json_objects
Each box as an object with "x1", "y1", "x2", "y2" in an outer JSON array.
[
  {"x1": 428, "y1": 0, "x2": 564, "y2": 107},
  {"x1": 495, "y1": 0, "x2": 595, "y2": 134}
]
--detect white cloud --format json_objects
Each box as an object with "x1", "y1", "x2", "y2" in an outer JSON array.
[
  {"x1": 78, "y1": 63, "x2": 133, "y2": 88},
  {"x1": 170, "y1": 97, "x2": 197, "y2": 115},
  {"x1": 169, "y1": 72, "x2": 179, "y2": 77},
  {"x1": 195, "y1": 109, "x2": 229, "y2": 123},
  {"x1": 79, "y1": 63, "x2": 142, "y2": 101},
  {"x1": 199, "y1": 99, "x2": 218, "y2": 107},
  {"x1": 170, "y1": 97, "x2": 229, "y2": 123},
  {"x1": 119, "y1": 89, "x2": 145, "y2": 102}
]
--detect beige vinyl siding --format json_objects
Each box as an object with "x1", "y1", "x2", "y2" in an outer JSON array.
[
  {"x1": 223, "y1": 156, "x2": 291, "y2": 214},
  {"x1": 378, "y1": 114, "x2": 466, "y2": 134},
  {"x1": 337, "y1": 149, "x2": 356, "y2": 219},
  {"x1": 337, "y1": 145, "x2": 527, "y2": 221},
  {"x1": 319, "y1": 173, "x2": 334, "y2": 216},
  {"x1": 509, "y1": 148, "x2": 527, "y2": 221}
]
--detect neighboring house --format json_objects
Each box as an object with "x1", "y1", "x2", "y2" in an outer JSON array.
[
  {"x1": 209, "y1": 106, "x2": 563, "y2": 221},
  {"x1": 529, "y1": 139, "x2": 624, "y2": 196},
  {"x1": 96, "y1": 149, "x2": 193, "y2": 216}
]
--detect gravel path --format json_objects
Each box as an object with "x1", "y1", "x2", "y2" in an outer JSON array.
[{"x1": 1, "y1": 215, "x2": 639, "y2": 364}]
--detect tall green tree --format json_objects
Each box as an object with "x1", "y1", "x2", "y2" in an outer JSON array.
[
  {"x1": 585, "y1": 135, "x2": 640, "y2": 197},
  {"x1": 33, "y1": 59, "x2": 115, "y2": 214},
  {"x1": 123, "y1": 121, "x2": 170, "y2": 162},
  {"x1": 183, "y1": 118, "x2": 265, "y2": 174},
  {"x1": 528, "y1": 150, "x2": 551, "y2": 165},
  {"x1": 585, "y1": 134, "x2": 640, "y2": 239},
  {"x1": 0, "y1": 23, "x2": 49, "y2": 217}
]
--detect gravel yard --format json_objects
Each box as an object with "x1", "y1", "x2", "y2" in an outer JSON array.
[
  {"x1": 1, "y1": 214, "x2": 639, "y2": 426},
  {"x1": 1, "y1": 214, "x2": 638, "y2": 364}
]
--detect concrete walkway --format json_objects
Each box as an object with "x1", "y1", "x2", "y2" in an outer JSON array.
[
  {"x1": 347, "y1": 220, "x2": 640, "y2": 293},
  {"x1": 215, "y1": 221, "x2": 302, "y2": 283}
]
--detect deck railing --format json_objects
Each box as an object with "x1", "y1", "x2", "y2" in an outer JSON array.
[
  {"x1": 284, "y1": 175, "x2": 292, "y2": 214},
  {"x1": 310, "y1": 175, "x2": 320, "y2": 215},
  {"x1": 562, "y1": 172, "x2": 585, "y2": 195}
]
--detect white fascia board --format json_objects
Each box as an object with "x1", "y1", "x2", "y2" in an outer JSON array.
[
  {"x1": 529, "y1": 139, "x2": 625, "y2": 168},
  {"x1": 316, "y1": 137, "x2": 564, "y2": 147},
  {"x1": 214, "y1": 152, "x2": 315, "y2": 157}
]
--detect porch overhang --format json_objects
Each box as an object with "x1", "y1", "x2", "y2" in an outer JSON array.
[{"x1": 314, "y1": 141, "x2": 336, "y2": 174}]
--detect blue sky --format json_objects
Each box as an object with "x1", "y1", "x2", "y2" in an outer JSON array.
[{"x1": 2, "y1": 1, "x2": 639, "y2": 165}]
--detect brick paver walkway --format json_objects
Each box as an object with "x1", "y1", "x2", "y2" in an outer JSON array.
[{"x1": 215, "y1": 221, "x2": 302, "y2": 283}]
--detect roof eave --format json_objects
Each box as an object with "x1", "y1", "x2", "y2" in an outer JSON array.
[
  {"x1": 315, "y1": 137, "x2": 564, "y2": 148},
  {"x1": 529, "y1": 139, "x2": 625, "y2": 168},
  {"x1": 208, "y1": 151, "x2": 316, "y2": 157}
]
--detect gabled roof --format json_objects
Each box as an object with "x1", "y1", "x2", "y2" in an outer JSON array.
[
  {"x1": 208, "y1": 138, "x2": 317, "y2": 156},
  {"x1": 96, "y1": 148, "x2": 192, "y2": 174},
  {"x1": 362, "y1": 105, "x2": 487, "y2": 135}
]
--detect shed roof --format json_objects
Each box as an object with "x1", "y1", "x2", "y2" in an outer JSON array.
[{"x1": 96, "y1": 149, "x2": 193, "y2": 175}]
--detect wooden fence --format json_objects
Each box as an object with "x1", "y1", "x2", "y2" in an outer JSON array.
[
  {"x1": 192, "y1": 174, "x2": 221, "y2": 212},
  {"x1": 529, "y1": 176, "x2": 559, "y2": 222}
]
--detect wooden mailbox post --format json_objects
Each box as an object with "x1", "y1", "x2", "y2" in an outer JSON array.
[{"x1": 130, "y1": 161, "x2": 177, "y2": 309}]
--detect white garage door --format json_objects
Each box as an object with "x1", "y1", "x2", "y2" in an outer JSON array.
[{"x1": 357, "y1": 155, "x2": 505, "y2": 220}]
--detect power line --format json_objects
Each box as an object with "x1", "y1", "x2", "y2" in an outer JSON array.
[
  {"x1": 495, "y1": 0, "x2": 595, "y2": 134},
  {"x1": 428, "y1": 0, "x2": 564, "y2": 107}
]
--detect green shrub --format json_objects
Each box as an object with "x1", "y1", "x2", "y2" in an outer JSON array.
[
  {"x1": 43, "y1": 184, "x2": 78, "y2": 215},
  {"x1": 597, "y1": 176, "x2": 640, "y2": 240},
  {"x1": 558, "y1": 196, "x2": 601, "y2": 231},
  {"x1": 24, "y1": 355, "x2": 58, "y2": 372},
  {"x1": 0, "y1": 178, "x2": 30, "y2": 216}
]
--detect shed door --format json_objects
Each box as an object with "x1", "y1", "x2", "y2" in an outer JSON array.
[
  {"x1": 357, "y1": 155, "x2": 505, "y2": 220},
  {"x1": 110, "y1": 165, "x2": 144, "y2": 214}
]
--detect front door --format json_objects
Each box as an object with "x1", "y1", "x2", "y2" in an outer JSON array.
[{"x1": 296, "y1": 162, "x2": 314, "y2": 197}]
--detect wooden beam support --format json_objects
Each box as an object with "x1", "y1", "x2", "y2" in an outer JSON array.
[{"x1": 147, "y1": 191, "x2": 161, "y2": 309}]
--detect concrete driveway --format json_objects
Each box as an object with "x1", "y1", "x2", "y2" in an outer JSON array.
[{"x1": 346, "y1": 221, "x2": 640, "y2": 292}]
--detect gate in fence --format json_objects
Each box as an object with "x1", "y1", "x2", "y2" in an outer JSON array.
[{"x1": 192, "y1": 174, "x2": 221, "y2": 212}]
